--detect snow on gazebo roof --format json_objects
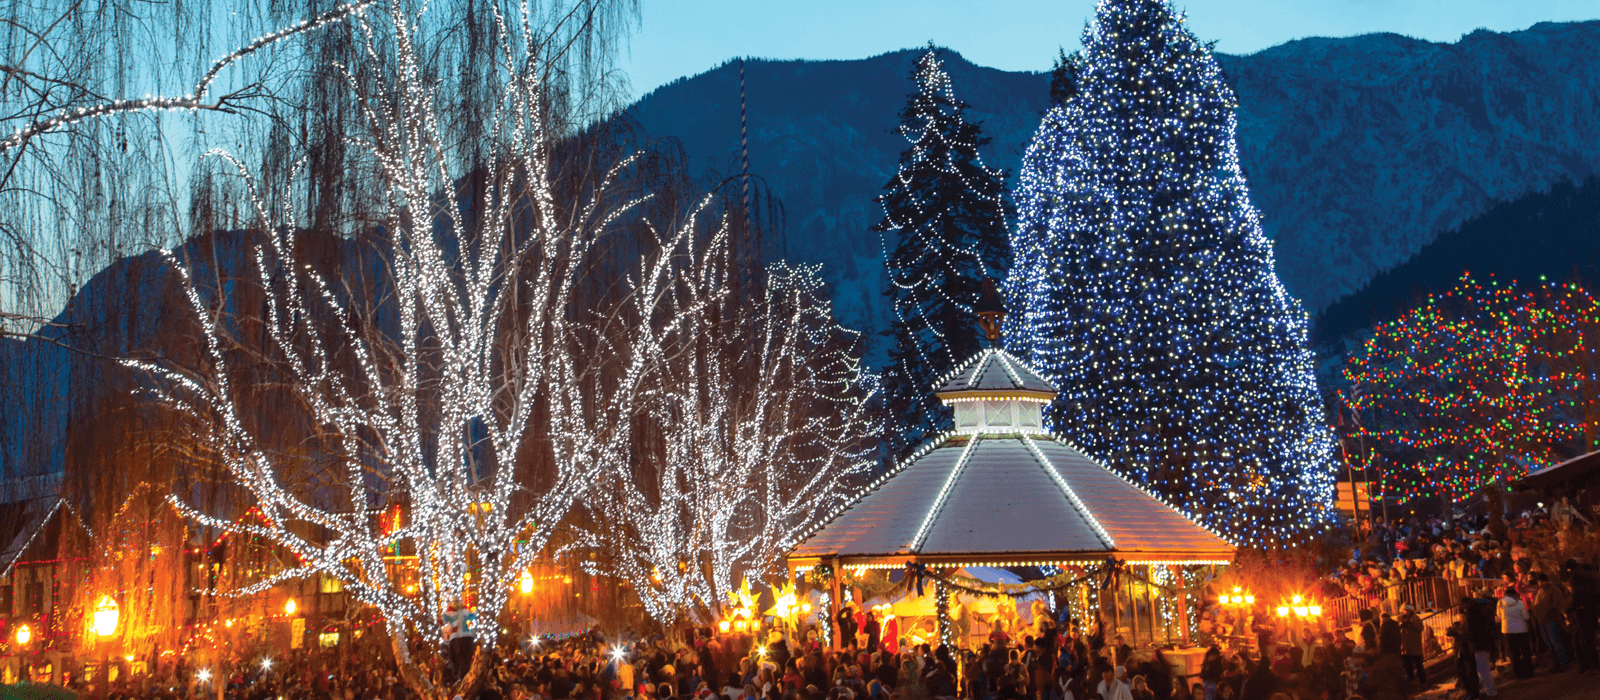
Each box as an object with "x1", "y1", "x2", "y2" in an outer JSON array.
[
  {"x1": 790, "y1": 348, "x2": 1233, "y2": 567},
  {"x1": 934, "y1": 348, "x2": 1056, "y2": 401}
]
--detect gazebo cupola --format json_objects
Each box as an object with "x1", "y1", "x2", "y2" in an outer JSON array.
[{"x1": 935, "y1": 279, "x2": 1056, "y2": 435}]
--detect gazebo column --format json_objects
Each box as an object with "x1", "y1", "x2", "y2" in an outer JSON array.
[
  {"x1": 1171, "y1": 565, "x2": 1190, "y2": 646},
  {"x1": 935, "y1": 580, "x2": 951, "y2": 648},
  {"x1": 827, "y1": 556, "x2": 843, "y2": 651}
]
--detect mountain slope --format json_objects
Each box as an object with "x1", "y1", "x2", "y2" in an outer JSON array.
[
  {"x1": 628, "y1": 21, "x2": 1600, "y2": 360},
  {"x1": 1314, "y1": 176, "x2": 1600, "y2": 345}
]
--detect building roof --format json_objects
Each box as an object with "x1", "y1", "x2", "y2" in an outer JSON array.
[
  {"x1": 790, "y1": 433, "x2": 1234, "y2": 563},
  {"x1": 934, "y1": 348, "x2": 1056, "y2": 400},
  {"x1": 1517, "y1": 448, "x2": 1600, "y2": 492},
  {"x1": 0, "y1": 496, "x2": 89, "y2": 576}
]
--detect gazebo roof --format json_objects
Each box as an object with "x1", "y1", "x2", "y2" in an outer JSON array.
[
  {"x1": 934, "y1": 348, "x2": 1056, "y2": 400},
  {"x1": 790, "y1": 433, "x2": 1234, "y2": 564}
]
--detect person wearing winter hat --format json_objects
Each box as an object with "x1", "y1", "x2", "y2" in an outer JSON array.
[{"x1": 1398, "y1": 605, "x2": 1425, "y2": 685}]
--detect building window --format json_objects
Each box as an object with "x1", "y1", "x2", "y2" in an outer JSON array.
[{"x1": 25, "y1": 582, "x2": 43, "y2": 615}]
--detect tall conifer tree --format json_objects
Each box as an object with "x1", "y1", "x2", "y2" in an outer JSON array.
[
  {"x1": 1005, "y1": 0, "x2": 1334, "y2": 544},
  {"x1": 877, "y1": 49, "x2": 1010, "y2": 460}
]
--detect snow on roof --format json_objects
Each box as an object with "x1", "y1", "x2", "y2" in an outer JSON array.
[
  {"x1": 791, "y1": 434, "x2": 1232, "y2": 561},
  {"x1": 934, "y1": 348, "x2": 1056, "y2": 398}
]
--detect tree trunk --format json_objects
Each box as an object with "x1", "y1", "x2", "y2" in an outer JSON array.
[{"x1": 392, "y1": 634, "x2": 494, "y2": 700}]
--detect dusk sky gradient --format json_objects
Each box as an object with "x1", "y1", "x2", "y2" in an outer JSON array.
[{"x1": 617, "y1": 0, "x2": 1600, "y2": 99}]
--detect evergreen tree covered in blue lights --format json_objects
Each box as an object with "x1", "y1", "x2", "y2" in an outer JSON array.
[
  {"x1": 877, "y1": 49, "x2": 1011, "y2": 460},
  {"x1": 1004, "y1": 0, "x2": 1334, "y2": 544}
]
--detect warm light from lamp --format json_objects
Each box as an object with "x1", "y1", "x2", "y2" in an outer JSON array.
[
  {"x1": 1244, "y1": 595, "x2": 1255, "y2": 604},
  {"x1": 93, "y1": 595, "x2": 120, "y2": 636},
  {"x1": 1276, "y1": 607, "x2": 1289, "y2": 618},
  {"x1": 1291, "y1": 595, "x2": 1303, "y2": 604},
  {"x1": 719, "y1": 620, "x2": 730, "y2": 633},
  {"x1": 520, "y1": 571, "x2": 534, "y2": 595},
  {"x1": 1292, "y1": 606, "x2": 1308, "y2": 617},
  {"x1": 1309, "y1": 605, "x2": 1322, "y2": 617},
  {"x1": 225, "y1": 619, "x2": 234, "y2": 628},
  {"x1": 261, "y1": 657, "x2": 273, "y2": 671},
  {"x1": 801, "y1": 603, "x2": 812, "y2": 614},
  {"x1": 735, "y1": 620, "x2": 746, "y2": 631},
  {"x1": 285, "y1": 599, "x2": 297, "y2": 615},
  {"x1": 197, "y1": 668, "x2": 213, "y2": 684},
  {"x1": 14, "y1": 624, "x2": 29, "y2": 645}
]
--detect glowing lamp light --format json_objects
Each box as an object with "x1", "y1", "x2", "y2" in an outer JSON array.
[
  {"x1": 520, "y1": 571, "x2": 534, "y2": 595},
  {"x1": 801, "y1": 603, "x2": 812, "y2": 614},
  {"x1": 1291, "y1": 595, "x2": 1303, "y2": 604},
  {"x1": 197, "y1": 668, "x2": 213, "y2": 684},
  {"x1": 734, "y1": 621, "x2": 747, "y2": 631},
  {"x1": 14, "y1": 624, "x2": 30, "y2": 645},
  {"x1": 1276, "y1": 607, "x2": 1290, "y2": 618},
  {"x1": 225, "y1": 619, "x2": 235, "y2": 628},
  {"x1": 1309, "y1": 605, "x2": 1323, "y2": 617},
  {"x1": 93, "y1": 595, "x2": 121, "y2": 636},
  {"x1": 1292, "y1": 606, "x2": 1308, "y2": 617},
  {"x1": 285, "y1": 599, "x2": 297, "y2": 615},
  {"x1": 261, "y1": 657, "x2": 273, "y2": 671},
  {"x1": 718, "y1": 620, "x2": 730, "y2": 633}
]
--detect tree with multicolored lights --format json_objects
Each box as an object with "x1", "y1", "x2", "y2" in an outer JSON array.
[
  {"x1": 876, "y1": 48, "x2": 1011, "y2": 461},
  {"x1": 1004, "y1": 0, "x2": 1335, "y2": 544},
  {"x1": 1343, "y1": 275, "x2": 1600, "y2": 505}
]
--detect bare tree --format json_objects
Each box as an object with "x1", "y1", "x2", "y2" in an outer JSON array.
[{"x1": 571, "y1": 261, "x2": 873, "y2": 626}]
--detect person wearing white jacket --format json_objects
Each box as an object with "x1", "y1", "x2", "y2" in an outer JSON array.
[{"x1": 1498, "y1": 588, "x2": 1534, "y2": 679}]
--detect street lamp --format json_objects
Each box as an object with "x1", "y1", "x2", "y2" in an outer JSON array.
[
  {"x1": 13, "y1": 624, "x2": 29, "y2": 646},
  {"x1": 520, "y1": 571, "x2": 534, "y2": 595},
  {"x1": 93, "y1": 595, "x2": 120, "y2": 637},
  {"x1": 285, "y1": 599, "x2": 297, "y2": 616}
]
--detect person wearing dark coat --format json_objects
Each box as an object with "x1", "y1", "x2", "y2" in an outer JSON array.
[
  {"x1": 1446, "y1": 621, "x2": 1480, "y2": 700},
  {"x1": 1237, "y1": 653, "x2": 1277, "y2": 700},
  {"x1": 837, "y1": 606, "x2": 859, "y2": 650},
  {"x1": 1464, "y1": 589, "x2": 1499, "y2": 697},
  {"x1": 1377, "y1": 613, "x2": 1402, "y2": 656},
  {"x1": 863, "y1": 613, "x2": 881, "y2": 655}
]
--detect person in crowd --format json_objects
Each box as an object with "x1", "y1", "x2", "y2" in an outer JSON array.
[
  {"x1": 1498, "y1": 586, "x2": 1534, "y2": 679},
  {"x1": 1397, "y1": 604, "x2": 1425, "y2": 686},
  {"x1": 1529, "y1": 572, "x2": 1570, "y2": 673}
]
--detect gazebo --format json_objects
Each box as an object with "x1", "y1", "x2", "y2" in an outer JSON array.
[{"x1": 787, "y1": 318, "x2": 1235, "y2": 650}]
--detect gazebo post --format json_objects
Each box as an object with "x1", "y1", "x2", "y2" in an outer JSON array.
[
  {"x1": 827, "y1": 556, "x2": 843, "y2": 651},
  {"x1": 935, "y1": 579, "x2": 951, "y2": 648},
  {"x1": 1171, "y1": 565, "x2": 1190, "y2": 646}
]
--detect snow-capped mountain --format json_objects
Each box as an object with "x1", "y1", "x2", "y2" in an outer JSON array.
[{"x1": 629, "y1": 21, "x2": 1600, "y2": 361}]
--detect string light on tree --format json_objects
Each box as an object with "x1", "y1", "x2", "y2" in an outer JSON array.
[
  {"x1": 1342, "y1": 274, "x2": 1599, "y2": 504},
  {"x1": 1003, "y1": 0, "x2": 1335, "y2": 545},
  {"x1": 119, "y1": 2, "x2": 761, "y2": 699},
  {"x1": 877, "y1": 47, "x2": 1012, "y2": 462}
]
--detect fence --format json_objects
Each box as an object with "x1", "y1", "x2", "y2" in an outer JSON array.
[{"x1": 1323, "y1": 577, "x2": 1503, "y2": 659}]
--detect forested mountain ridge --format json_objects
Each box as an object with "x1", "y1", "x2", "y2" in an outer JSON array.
[{"x1": 629, "y1": 21, "x2": 1600, "y2": 362}]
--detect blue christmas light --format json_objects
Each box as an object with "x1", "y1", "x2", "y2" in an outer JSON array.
[{"x1": 1003, "y1": 0, "x2": 1335, "y2": 545}]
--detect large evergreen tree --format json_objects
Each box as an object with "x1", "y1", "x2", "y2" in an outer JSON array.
[
  {"x1": 1004, "y1": 0, "x2": 1334, "y2": 544},
  {"x1": 876, "y1": 49, "x2": 1011, "y2": 460}
]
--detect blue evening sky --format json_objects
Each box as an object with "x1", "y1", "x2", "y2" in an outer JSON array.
[{"x1": 617, "y1": 0, "x2": 1600, "y2": 98}]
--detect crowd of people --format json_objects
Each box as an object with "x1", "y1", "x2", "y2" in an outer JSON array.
[{"x1": 1310, "y1": 490, "x2": 1600, "y2": 698}]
